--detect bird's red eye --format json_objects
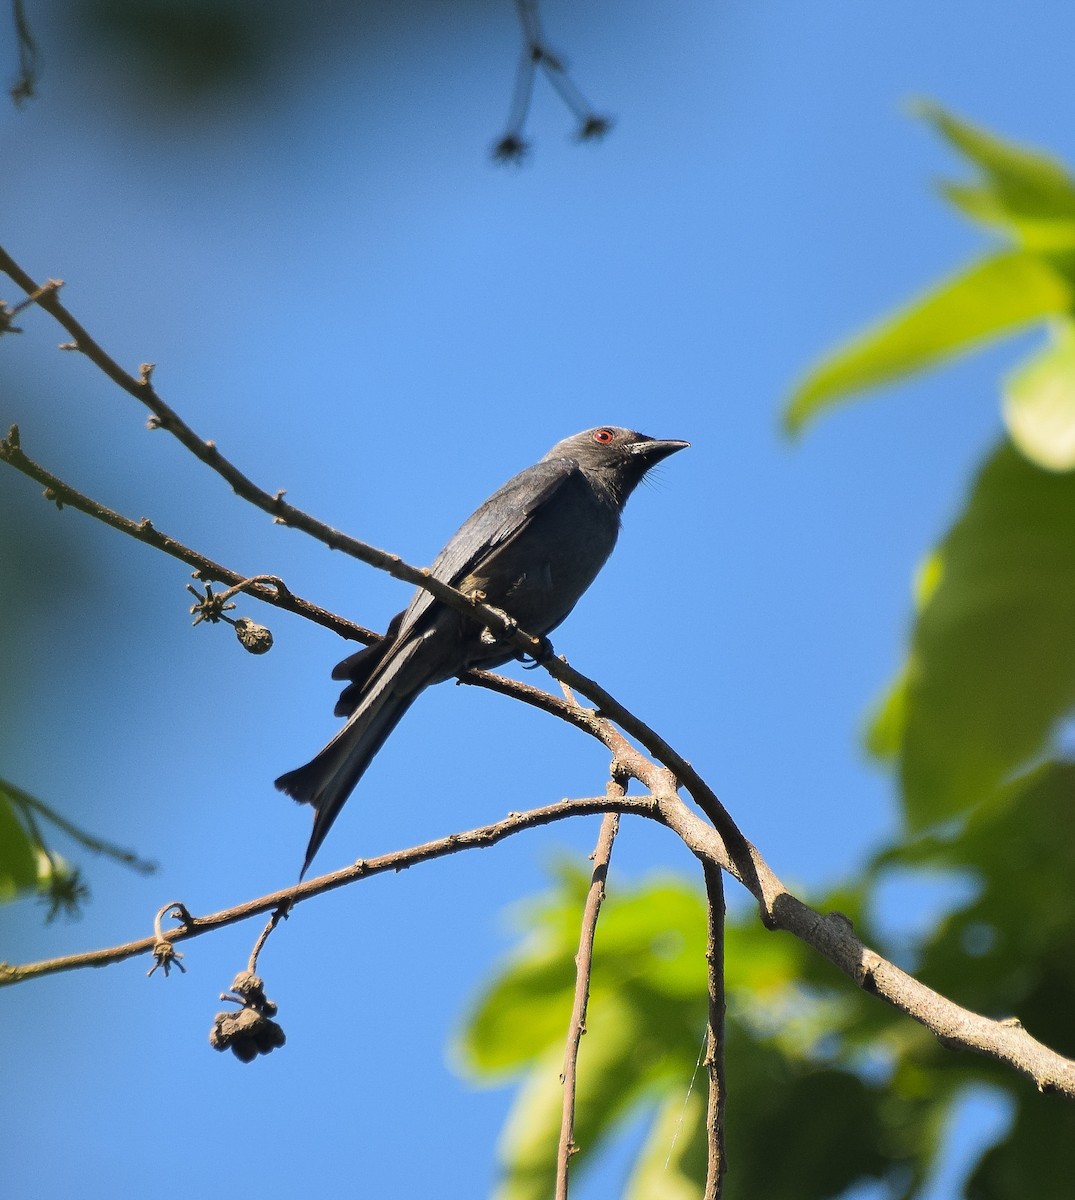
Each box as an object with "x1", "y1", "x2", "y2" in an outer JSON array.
[{"x1": 592, "y1": 428, "x2": 614, "y2": 444}]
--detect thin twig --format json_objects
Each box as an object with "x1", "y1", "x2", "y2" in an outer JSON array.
[
  {"x1": 0, "y1": 795, "x2": 655, "y2": 988},
  {"x1": 548, "y1": 658, "x2": 763, "y2": 904},
  {"x1": 2, "y1": 781, "x2": 1074, "y2": 1105},
  {"x1": 0, "y1": 415, "x2": 752, "y2": 879},
  {"x1": 8, "y1": 0, "x2": 39, "y2": 105},
  {"x1": 701, "y1": 860, "x2": 727, "y2": 1200},
  {"x1": 1, "y1": 774, "x2": 155, "y2": 874},
  {"x1": 248, "y1": 904, "x2": 289, "y2": 975},
  {"x1": 0, "y1": 423, "x2": 377, "y2": 645},
  {"x1": 556, "y1": 799, "x2": 621, "y2": 1198}
]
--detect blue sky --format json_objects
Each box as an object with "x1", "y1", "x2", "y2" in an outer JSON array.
[{"x1": 3, "y1": 2, "x2": 1075, "y2": 1196}]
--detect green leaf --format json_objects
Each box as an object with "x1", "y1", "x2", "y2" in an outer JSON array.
[
  {"x1": 491, "y1": 997, "x2": 661, "y2": 1200},
  {"x1": 866, "y1": 664, "x2": 912, "y2": 763},
  {"x1": 884, "y1": 763, "x2": 1075, "y2": 1031},
  {"x1": 718, "y1": 1038, "x2": 895, "y2": 1200},
  {"x1": 874, "y1": 441, "x2": 1075, "y2": 826},
  {"x1": 1003, "y1": 319, "x2": 1075, "y2": 470},
  {"x1": 624, "y1": 1090, "x2": 707, "y2": 1200},
  {"x1": 966, "y1": 1094, "x2": 1075, "y2": 1200},
  {"x1": 916, "y1": 101, "x2": 1075, "y2": 248},
  {"x1": 0, "y1": 791, "x2": 38, "y2": 901},
  {"x1": 784, "y1": 252, "x2": 1070, "y2": 433},
  {"x1": 456, "y1": 873, "x2": 710, "y2": 1079}
]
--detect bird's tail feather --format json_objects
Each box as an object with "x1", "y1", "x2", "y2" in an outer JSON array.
[{"x1": 276, "y1": 661, "x2": 421, "y2": 877}]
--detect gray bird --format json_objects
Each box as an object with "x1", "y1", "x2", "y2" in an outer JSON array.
[{"x1": 276, "y1": 425, "x2": 689, "y2": 875}]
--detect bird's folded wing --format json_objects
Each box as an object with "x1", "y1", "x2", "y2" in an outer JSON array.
[{"x1": 397, "y1": 457, "x2": 577, "y2": 637}]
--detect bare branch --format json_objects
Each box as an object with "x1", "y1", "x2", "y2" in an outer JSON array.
[
  {"x1": 0, "y1": 423, "x2": 378, "y2": 645},
  {"x1": 0, "y1": 247, "x2": 561, "y2": 658},
  {"x1": 556, "y1": 796, "x2": 621, "y2": 1198},
  {"x1": 493, "y1": 0, "x2": 611, "y2": 159},
  {"x1": 0, "y1": 795, "x2": 655, "y2": 988},
  {"x1": 5, "y1": 246, "x2": 1075, "y2": 1105},
  {"x1": 1, "y1": 774, "x2": 155, "y2": 875},
  {"x1": 0, "y1": 250, "x2": 770, "y2": 925},
  {"x1": 701, "y1": 859, "x2": 727, "y2": 1200},
  {"x1": 2, "y1": 762, "x2": 1073, "y2": 1105}
]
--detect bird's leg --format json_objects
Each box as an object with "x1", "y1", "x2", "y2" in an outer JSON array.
[
  {"x1": 517, "y1": 633, "x2": 554, "y2": 669},
  {"x1": 467, "y1": 589, "x2": 519, "y2": 647}
]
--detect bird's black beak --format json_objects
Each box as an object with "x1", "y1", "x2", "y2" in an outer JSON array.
[{"x1": 629, "y1": 436, "x2": 691, "y2": 465}]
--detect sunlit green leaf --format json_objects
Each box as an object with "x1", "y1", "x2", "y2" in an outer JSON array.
[
  {"x1": 624, "y1": 1091, "x2": 707, "y2": 1200},
  {"x1": 456, "y1": 940, "x2": 576, "y2": 1077},
  {"x1": 784, "y1": 252, "x2": 1070, "y2": 433},
  {"x1": 916, "y1": 101, "x2": 1075, "y2": 248},
  {"x1": 865, "y1": 554, "x2": 943, "y2": 761},
  {"x1": 866, "y1": 666, "x2": 909, "y2": 763},
  {"x1": 878, "y1": 442, "x2": 1075, "y2": 826},
  {"x1": 883, "y1": 763, "x2": 1075, "y2": 1033},
  {"x1": 0, "y1": 791, "x2": 37, "y2": 900},
  {"x1": 1003, "y1": 319, "x2": 1075, "y2": 469},
  {"x1": 492, "y1": 997, "x2": 665, "y2": 1200},
  {"x1": 457, "y1": 873, "x2": 711, "y2": 1078}
]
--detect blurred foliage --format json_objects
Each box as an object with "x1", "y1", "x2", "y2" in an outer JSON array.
[
  {"x1": 786, "y1": 103, "x2": 1075, "y2": 462},
  {"x1": 458, "y1": 868, "x2": 936, "y2": 1200},
  {"x1": 78, "y1": 0, "x2": 279, "y2": 97},
  {"x1": 866, "y1": 441, "x2": 1075, "y2": 826},
  {"x1": 460, "y1": 765, "x2": 1075, "y2": 1198},
  {"x1": 6, "y1": 0, "x2": 492, "y2": 120},
  {"x1": 460, "y1": 107, "x2": 1075, "y2": 1198},
  {"x1": 15, "y1": 0, "x2": 605, "y2": 156},
  {"x1": 0, "y1": 471, "x2": 155, "y2": 916},
  {"x1": 0, "y1": 774, "x2": 154, "y2": 918},
  {"x1": 0, "y1": 784, "x2": 38, "y2": 900}
]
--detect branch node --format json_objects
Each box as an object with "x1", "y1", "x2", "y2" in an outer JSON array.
[
  {"x1": 577, "y1": 114, "x2": 614, "y2": 142},
  {"x1": 148, "y1": 940, "x2": 186, "y2": 978},
  {"x1": 5, "y1": 278, "x2": 63, "y2": 334},
  {"x1": 148, "y1": 901, "x2": 192, "y2": 978},
  {"x1": 187, "y1": 581, "x2": 237, "y2": 626},
  {"x1": 492, "y1": 133, "x2": 530, "y2": 164},
  {"x1": 139, "y1": 362, "x2": 155, "y2": 386},
  {"x1": 0, "y1": 306, "x2": 22, "y2": 336},
  {"x1": 856, "y1": 950, "x2": 884, "y2": 994}
]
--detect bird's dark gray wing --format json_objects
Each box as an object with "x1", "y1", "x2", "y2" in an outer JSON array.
[
  {"x1": 331, "y1": 610, "x2": 405, "y2": 717},
  {"x1": 397, "y1": 456, "x2": 578, "y2": 637}
]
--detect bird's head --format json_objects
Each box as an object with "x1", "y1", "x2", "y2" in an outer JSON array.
[{"x1": 544, "y1": 426, "x2": 690, "y2": 506}]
